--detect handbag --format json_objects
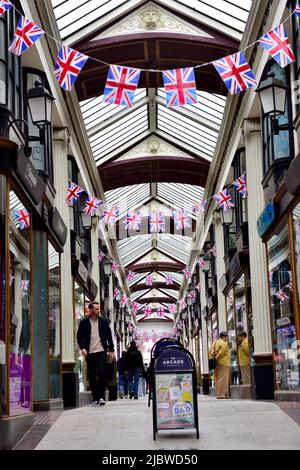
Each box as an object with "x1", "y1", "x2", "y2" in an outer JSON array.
[{"x1": 209, "y1": 342, "x2": 217, "y2": 370}]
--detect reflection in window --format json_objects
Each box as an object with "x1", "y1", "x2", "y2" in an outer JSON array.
[
  {"x1": 268, "y1": 222, "x2": 299, "y2": 391},
  {"x1": 227, "y1": 289, "x2": 238, "y2": 386},
  {"x1": 293, "y1": 203, "x2": 300, "y2": 308},
  {"x1": 9, "y1": 191, "x2": 32, "y2": 416},
  {"x1": 0, "y1": 176, "x2": 7, "y2": 415},
  {"x1": 235, "y1": 275, "x2": 251, "y2": 385},
  {"x1": 48, "y1": 242, "x2": 61, "y2": 399}
]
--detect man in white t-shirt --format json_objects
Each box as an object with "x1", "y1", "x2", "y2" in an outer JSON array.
[{"x1": 77, "y1": 301, "x2": 115, "y2": 406}]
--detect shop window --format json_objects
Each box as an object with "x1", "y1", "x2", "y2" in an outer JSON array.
[
  {"x1": 226, "y1": 289, "x2": 239, "y2": 386},
  {"x1": 23, "y1": 69, "x2": 53, "y2": 181},
  {"x1": 293, "y1": 202, "x2": 300, "y2": 308},
  {"x1": 234, "y1": 274, "x2": 251, "y2": 385},
  {"x1": 262, "y1": 61, "x2": 294, "y2": 174},
  {"x1": 292, "y1": 0, "x2": 300, "y2": 112},
  {"x1": 0, "y1": 175, "x2": 7, "y2": 415},
  {"x1": 268, "y1": 222, "x2": 299, "y2": 391},
  {"x1": 9, "y1": 189, "x2": 32, "y2": 416},
  {"x1": 73, "y1": 282, "x2": 91, "y2": 393},
  {"x1": 48, "y1": 242, "x2": 61, "y2": 399}
]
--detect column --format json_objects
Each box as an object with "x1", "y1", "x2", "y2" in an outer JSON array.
[
  {"x1": 214, "y1": 211, "x2": 227, "y2": 332},
  {"x1": 243, "y1": 118, "x2": 274, "y2": 399},
  {"x1": 200, "y1": 269, "x2": 210, "y2": 394},
  {"x1": 108, "y1": 274, "x2": 117, "y2": 352},
  {"x1": 53, "y1": 128, "x2": 78, "y2": 406},
  {"x1": 91, "y1": 218, "x2": 100, "y2": 302}
]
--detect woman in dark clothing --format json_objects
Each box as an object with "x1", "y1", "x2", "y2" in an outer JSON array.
[
  {"x1": 126, "y1": 341, "x2": 144, "y2": 399},
  {"x1": 117, "y1": 351, "x2": 129, "y2": 399}
]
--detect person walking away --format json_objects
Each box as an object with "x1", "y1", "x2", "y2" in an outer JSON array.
[
  {"x1": 210, "y1": 331, "x2": 230, "y2": 399},
  {"x1": 127, "y1": 341, "x2": 144, "y2": 399},
  {"x1": 237, "y1": 332, "x2": 251, "y2": 385},
  {"x1": 117, "y1": 351, "x2": 129, "y2": 399},
  {"x1": 76, "y1": 301, "x2": 115, "y2": 406}
]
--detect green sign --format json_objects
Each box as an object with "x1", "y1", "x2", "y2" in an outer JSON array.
[{"x1": 257, "y1": 202, "x2": 276, "y2": 238}]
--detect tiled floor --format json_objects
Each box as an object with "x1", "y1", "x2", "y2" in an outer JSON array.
[{"x1": 13, "y1": 411, "x2": 62, "y2": 450}]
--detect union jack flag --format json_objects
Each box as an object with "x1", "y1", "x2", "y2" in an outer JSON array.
[
  {"x1": 125, "y1": 211, "x2": 142, "y2": 231},
  {"x1": 173, "y1": 209, "x2": 191, "y2": 230},
  {"x1": 145, "y1": 275, "x2": 153, "y2": 287},
  {"x1": 166, "y1": 275, "x2": 173, "y2": 286},
  {"x1": 178, "y1": 299, "x2": 187, "y2": 310},
  {"x1": 187, "y1": 290, "x2": 196, "y2": 303},
  {"x1": 0, "y1": 1, "x2": 12, "y2": 16},
  {"x1": 195, "y1": 283, "x2": 201, "y2": 292},
  {"x1": 275, "y1": 290, "x2": 290, "y2": 302},
  {"x1": 9, "y1": 16, "x2": 44, "y2": 56},
  {"x1": 83, "y1": 195, "x2": 101, "y2": 216},
  {"x1": 233, "y1": 175, "x2": 248, "y2": 199},
  {"x1": 66, "y1": 182, "x2": 83, "y2": 205},
  {"x1": 259, "y1": 25, "x2": 295, "y2": 68},
  {"x1": 54, "y1": 45, "x2": 88, "y2": 91},
  {"x1": 120, "y1": 295, "x2": 128, "y2": 306},
  {"x1": 150, "y1": 212, "x2": 165, "y2": 233},
  {"x1": 168, "y1": 304, "x2": 177, "y2": 315},
  {"x1": 213, "y1": 52, "x2": 257, "y2": 95},
  {"x1": 183, "y1": 267, "x2": 192, "y2": 279},
  {"x1": 113, "y1": 288, "x2": 120, "y2": 299},
  {"x1": 98, "y1": 251, "x2": 105, "y2": 262},
  {"x1": 103, "y1": 65, "x2": 140, "y2": 108},
  {"x1": 162, "y1": 67, "x2": 198, "y2": 107},
  {"x1": 127, "y1": 271, "x2": 136, "y2": 282},
  {"x1": 143, "y1": 306, "x2": 152, "y2": 317},
  {"x1": 210, "y1": 245, "x2": 217, "y2": 257},
  {"x1": 102, "y1": 204, "x2": 119, "y2": 224},
  {"x1": 157, "y1": 307, "x2": 165, "y2": 317},
  {"x1": 15, "y1": 208, "x2": 30, "y2": 230},
  {"x1": 193, "y1": 200, "x2": 207, "y2": 214},
  {"x1": 198, "y1": 258, "x2": 205, "y2": 270},
  {"x1": 294, "y1": 6, "x2": 300, "y2": 18},
  {"x1": 111, "y1": 262, "x2": 118, "y2": 274},
  {"x1": 21, "y1": 280, "x2": 29, "y2": 293},
  {"x1": 214, "y1": 189, "x2": 235, "y2": 211},
  {"x1": 132, "y1": 302, "x2": 141, "y2": 313},
  {"x1": 9, "y1": 275, "x2": 14, "y2": 286}
]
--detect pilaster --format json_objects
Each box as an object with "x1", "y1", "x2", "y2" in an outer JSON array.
[{"x1": 214, "y1": 211, "x2": 227, "y2": 332}]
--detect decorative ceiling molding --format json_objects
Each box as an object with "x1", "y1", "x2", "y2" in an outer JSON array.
[{"x1": 116, "y1": 135, "x2": 194, "y2": 161}]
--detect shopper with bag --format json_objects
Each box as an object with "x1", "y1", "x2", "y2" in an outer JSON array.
[{"x1": 209, "y1": 331, "x2": 230, "y2": 399}]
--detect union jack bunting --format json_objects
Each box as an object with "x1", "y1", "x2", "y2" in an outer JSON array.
[
  {"x1": 125, "y1": 211, "x2": 142, "y2": 231},
  {"x1": 132, "y1": 302, "x2": 141, "y2": 313},
  {"x1": 66, "y1": 182, "x2": 83, "y2": 205},
  {"x1": 111, "y1": 262, "x2": 118, "y2": 273},
  {"x1": 145, "y1": 275, "x2": 153, "y2": 287},
  {"x1": 0, "y1": 1, "x2": 12, "y2": 16},
  {"x1": 157, "y1": 307, "x2": 165, "y2": 317},
  {"x1": 193, "y1": 200, "x2": 207, "y2": 214},
  {"x1": 9, "y1": 275, "x2": 14, "y2": 286},
  {"x1": 286, "y1": 282, "x2": 293, "y2": 293},
  {"x1": 294, "y1": 5, "x2": 300, "y2": 18},
  {"x1": 166, "y1": 275, "x2": 173, "y2": 286},
  {"x1": 103, "y1": 65, "x2": 140, "y2": 108},
  {"x1": 275, "y1": 290, "x2": 290, "y2": 302},
  {"x1": 162, "y1": 67, "x2": 198, "y2": 107},
  {"x1": 83, "y1": 195, "x2": 101, "y2": 216},
  {"x1": 21, "y1": 280, "x2": 29, "y2": 293},
  {"x1": 195, "y1": 283, "x2": 201, "y2": 292},
  {"x1": 183, "y1": 267, "x2": 192, "y2": 279},
  {"x1": 233, "y1": 175, "x2": 248, "y2": 199},
  {"x1": 259, "y1": 25, "x2": 295, "y2": 68},
  {"x1": 98, "y1": 251, "x2": 105, "y2": 262},
  {"x1": 127, "y1": 271, "x2": 136, "y2": 282},
  {"x1": 120, "y1": 295, "x2": 128, "y2": 306},
  {"x1": 210, "y1": 245, "x2": 217, "y2": 257},
  {"x1": 15, "y1": 208, "x2": 30, "y2": 230},
  {"x1": 143, "y1": 306, "x2": 152, "y2": 317},
  {"x1": 54, "y1": 45, "x2": 88, "y2": 91},
  {"x1": 113, "y1": 288, "x2": 120, "y2": 299},
  {"x1": 214, "y1": 189, "x2": 235, "y2": 211},
  {"x1": 168, "y1": 304, "x2": 177, "y2": 315},
  {"x1": 187, "y1": 290, "x2": 196, "y2": 302},
  {"x1": 178, "y1": 299, "x2": 187, "y2": 310},
  {"x1": 102, "y1": 204, "x2": 119, "y2": 225},
  {"x1": 198, "y1": 258, "x2": 205, "y2": 270},
  {"x1": 213, "y1": 52, "x2": 257, "y2": 95},
  {"x1": 150, "y1": 212, "x2": 165, "y2": 233},
  {"x1": 173, "y1": 209, "x2": 191, "y2": 230},
  {"x1": 9, "y1": 16, "x2": 44, "y2": 56}
]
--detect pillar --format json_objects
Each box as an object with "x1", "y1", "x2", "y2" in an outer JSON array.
[
  {"x1": 214, "y1": 211, "x2": 227, "y2": 332},
  {"x1": 243, "y1": 118, "x2": 274, "y2": 399},
  {"x1": 53, "y1": 128, "x2": 78, "y2": 407},
  {"x1": 200, "y1": 269, "x2": 210, "y2": 394},
  {"x1": 91, "y1": 219, "x2": 100, "y2": 302}
]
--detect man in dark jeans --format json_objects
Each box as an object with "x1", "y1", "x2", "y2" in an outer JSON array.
[{"x1": 77, "y1": 301, "x2": 115, "y2": 406}]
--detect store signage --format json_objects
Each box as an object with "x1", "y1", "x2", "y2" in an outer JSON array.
[
  {"x1": 15, "y1": 149, "x2": 46, "y2": 204},
  {"x1": 89, "y1": 278, "x2": 98, "y2": 300},
  {"x1": 78, "y1": 260, "x2": 88, "y2": 283},
  {"x1": 257, "y1": 202, "x2": 276, "y2": 239},
  {"x1": 286, "y1": 152, "x2": 300, "y2": 195},
  {"x1": 155, "y1": 349, "x2": 193, "y2": 372},
  {"x1": 52, "y1": 208, "x2": 67, "y2": 246},
  {"x1": 219, "y1": 274, "x2": 227, "y2": 292}
]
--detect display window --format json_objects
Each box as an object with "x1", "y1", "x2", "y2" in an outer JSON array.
[
  {"x1": 226, "y1": 289, "x2": 239, "y2": 385},
  {"x1": 234, "y1": 274, "x2": 251, "y2": 385},
  {"x1": 268, "y1": 220, "x2": 299, "y2": 391},
  {"x1": 0, "y1": 175, "x2": 7, "y2": 415},
  {"x1": 73, "y1": 282, "x2": 91, "y2": 392},
  {"x1": 9, "y1": 189, "x2": 32, "y2": 416}
]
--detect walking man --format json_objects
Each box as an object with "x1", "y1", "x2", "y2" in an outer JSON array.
[{"x1": 77, "y1": 301, "x2": 115, "y2": 406}]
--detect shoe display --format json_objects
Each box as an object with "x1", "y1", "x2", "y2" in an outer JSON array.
[{"x1": 98, "y1": 399, "x2": 106, "y2": 406}]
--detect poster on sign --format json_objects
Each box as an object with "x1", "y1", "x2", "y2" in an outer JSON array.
[{"x1": 156, "y1": 372, "x2": 194, "y2": 429}]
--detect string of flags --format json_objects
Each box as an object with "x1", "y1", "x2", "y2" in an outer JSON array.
[
  {"x1": 272, "y1": 271, "x2": 293, "y2": 303},
  {"x1": 2, "y1": 2, "x2": 300, "y2": 105}
]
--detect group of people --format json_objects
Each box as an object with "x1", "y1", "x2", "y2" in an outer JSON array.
[
  {"x1": 209, "y1": 331, "x2": 251, "y2": 399},
  {"x1": 76, "y1": 301, "x2": 148, "y2": 406}
]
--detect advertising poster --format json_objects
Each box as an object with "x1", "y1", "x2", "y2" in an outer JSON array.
[{"x1": 156, "y1": 372, "x2": 194, "y2": 429}]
